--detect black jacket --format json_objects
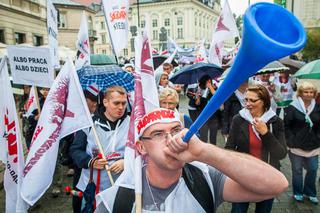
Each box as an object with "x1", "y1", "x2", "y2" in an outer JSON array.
[
  {"x1": 225, "y1": 114, "x2": 287, "y2": 170},
  {"x1": 284, "y1": 104, "x2": 320, "y2": 151},
  {"x1": 222, "y1": 93, "x2": 243, "y2": 135}
]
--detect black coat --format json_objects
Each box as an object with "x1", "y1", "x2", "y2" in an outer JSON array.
[
  {"x1": 284, "y1": 104, "x2": 320, "y2": 151},
  {"x1": 225, "y1": 114, "x2": 287, "y2": 170},
  {"x1": 222, "y1": 93, "x2": 243, "y2": 135}
]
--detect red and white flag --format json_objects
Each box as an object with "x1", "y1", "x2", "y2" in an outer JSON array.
[
  {"x1": 20, "y1": 58, "x2": 93, "y2": 206},
  {"x1": 113, "y1": 28, "x2": 159, "y2": 202},
  {"x1": 102, "y1": 0, "x2": 129, "y2": 57},
  {"x1": 75, "y1": 11, "x2": 91, "y2": 70},
  {"x1": 209, "y1": 0, "x2": 239, "y2": 66},
  {"x1": 0, "y1": 56, "x2": 27, "y2": 213},
  {"x1": 24, "y1": 86, "x2": 37, "y2": 118}
]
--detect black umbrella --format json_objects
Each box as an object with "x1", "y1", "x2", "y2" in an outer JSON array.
[
  {"x1": 153, "y1": 55, "x2": 178, "y2": 70},
  {"x1": 169, "y1": 62, "x2": 223, "y2": 85}
]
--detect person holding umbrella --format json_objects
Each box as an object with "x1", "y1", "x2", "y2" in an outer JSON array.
[{"x1": 284, "y1": 81, "x2": 320, "y2": 204}]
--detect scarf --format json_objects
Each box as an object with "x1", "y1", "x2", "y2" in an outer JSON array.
[
  {"x1": 234, "y1": 90, "x2": 246, "y2": 107},
  {"x1": 239, "y1": 108, "x2": 276, "y2": 139},
  {"x1": 290, "y1": 97, "x2": 315, "y2": 128}
]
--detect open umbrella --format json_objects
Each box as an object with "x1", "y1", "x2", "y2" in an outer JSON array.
[
  {"x1": 153, "y1": 55, "x2": 178, "y2": 70},
  {"x1": 77, "y1": 65, "x2": 134, "y2": 93},
  {"x1": 90, "y1": 54, "x2": 117, "y2": 65},
  {"x1": 169, "y1": 62, "x2": 223, "y2": 85},
  {"x1": 256, "y1": 61, "x2": 289, "y2": 74},
  {"x1": 294, "y1": 59, "x2": 320, "y2": 79}
]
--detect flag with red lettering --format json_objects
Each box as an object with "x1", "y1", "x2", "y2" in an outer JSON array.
[
  {"x1": 20, "y1": 58, "x2": 93, "y2": 206},
  {"x1": 209, "y1": 41, "x2": 224, "y2": 66},
  {"x1": 75, "y1": 11, "x2": 91, "y2": 70},
  {"x1": 113, "y1": 28, "x2": 159, "y2": 203},
  {"x1": 24, "y1": 86, "x2": 37, "y2": 118},
  {"x1": 0, "y1": 56, "x2": 27, "y2": 213},
  {"x1": 102, "y1": 0, "x2": 129, "y2": 57}
]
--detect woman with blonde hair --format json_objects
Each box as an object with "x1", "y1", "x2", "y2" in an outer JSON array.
[
  {"x1": 284, "y1": 81, "x2": 320, "y2": 204},
  {"x1": 159, "y1": 88, "x2": 193, "y2": 129}
]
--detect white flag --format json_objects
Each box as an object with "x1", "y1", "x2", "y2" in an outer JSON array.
[
  {"x1": 47, "y1": 0, "x2": 59, "y2": 69},
  {"x1": 21, "y1": 58, "x2": 93, "y2": 206},
  {"x1": 212, "y1": 0, "x2": 239, "y2": 43},
  {"x1": 24, "y1": 86, "x2": 37, "y2": 118},
  {"x1": 0, "y1": 56, "x2": 27, "y2": 213},
  {"x1": 209, "y1": 41, "x2": 224, "y2": 66},
  {"x1": 102, "y1": 0, "x2": 129, "y2": 57},
  {"x1": 75, "y1": 11, "x2": 91, "y2": 70}
]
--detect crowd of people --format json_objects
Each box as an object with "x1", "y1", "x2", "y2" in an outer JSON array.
[{"x1": 15, "y1": 62, "x2": 320, "y2": 213}]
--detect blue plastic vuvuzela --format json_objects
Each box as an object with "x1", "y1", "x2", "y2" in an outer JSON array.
[{"x1": 183, "y1": 2, "x2": 307, "y2": 142}]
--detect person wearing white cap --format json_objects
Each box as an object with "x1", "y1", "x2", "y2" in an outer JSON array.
[{"x1": 95, "y1": 108, "x2": 288, "y2": 213}]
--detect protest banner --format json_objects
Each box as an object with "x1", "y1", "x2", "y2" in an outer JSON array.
[
  {"x1": 7, "y1": 46, "x2": 54, "y2": 88},
  {"x1": 47, "y1": 0, "x2": 59, "y2": 69}
]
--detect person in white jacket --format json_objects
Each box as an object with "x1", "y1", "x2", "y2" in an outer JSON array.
[{"x1": 95, "y1": 108, "x2": 288, "y2": 213}]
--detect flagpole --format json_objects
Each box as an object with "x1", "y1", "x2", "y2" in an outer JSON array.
[{"x1": 91, "y1": 125, "x2": 115, "y2": 185}]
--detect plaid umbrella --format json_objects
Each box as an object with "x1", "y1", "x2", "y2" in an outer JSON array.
[{"x1": 77, "y1": 65, "x2": 134, "y2": 93}]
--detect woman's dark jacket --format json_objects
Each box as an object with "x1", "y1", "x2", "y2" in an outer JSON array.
[
  {"x1": 284, "y1": 104, "x2": 320, "y2": 151},
  {"x1": 225, "y1": 114, "x2": 287, "y2": 170}
]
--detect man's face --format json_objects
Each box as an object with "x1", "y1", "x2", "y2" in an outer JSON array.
[
  {"x1": 103, "y1": 92, "x2": 127, "y2": 121},
  {"x1": 138, "y1": 122, "x2": 184, "y2": 171},
  {"x1": 163, "y1": 65, "x2": 172, "y2": 74},
  {"x1": 86, "y1": 98, "x2": 97, "y2": 114}
]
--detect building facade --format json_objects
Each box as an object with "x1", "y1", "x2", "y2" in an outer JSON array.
[
  {"x1": 285, "y1": 0, "x2": 320, "y2": 29},
  {"x1": 52, "y1": 0, "x2": 98, "y2": 52},
  {"x1": 94, "y1": 0, "x2": 221, "y2": 57},
  {"x1": 0, "y1": 0, "x2": 47, "y2": 46}
]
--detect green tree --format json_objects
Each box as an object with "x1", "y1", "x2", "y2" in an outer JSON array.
[{"x1": 301, "y1": 29, "x2": 320, "y2": 62}]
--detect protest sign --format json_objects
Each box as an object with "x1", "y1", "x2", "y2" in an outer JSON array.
[
  {"x1": 7, "y1": 46, "x2": 54, "y2": 88},
  {"x1": 47, "y1": 0, "x2": 59, "y2": 69}
]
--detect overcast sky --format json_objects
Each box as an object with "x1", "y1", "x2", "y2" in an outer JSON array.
[{"x1": 223, "y1": 0, "x2": 274, "y2": 16}]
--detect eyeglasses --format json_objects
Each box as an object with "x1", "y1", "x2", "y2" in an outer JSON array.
[
  {"x1": 140, "y1": 127, "x2": 182, "y2": 142},
  {"x1": 244, "y1": 98, "x2": 260, "y2": 103}
]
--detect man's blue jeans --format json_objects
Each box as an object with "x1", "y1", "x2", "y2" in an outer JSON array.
[
  {"x1": 288, "y1": 151, "x2": 318, "y2": 197},
  {"x1": 231, "y1": 198, "x2": 274, "y2": 213}
]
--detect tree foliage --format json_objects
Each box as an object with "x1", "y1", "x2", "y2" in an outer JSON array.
[{"x1": 301, "y1": 29, "x2": 320, "y2": 62}]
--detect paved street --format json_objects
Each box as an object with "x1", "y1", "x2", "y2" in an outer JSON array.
[{"x1": 1, "y1": 95, "x2": 320, "y2": 212}]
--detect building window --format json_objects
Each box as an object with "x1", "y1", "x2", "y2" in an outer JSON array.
[
  {"x1": 102, "y1": 49, "x2": 106, "y2": 54},
  {"x1": 14, "y1": 32, "x2": 26, "y2": 44},
  {"x1": 152, "y1": 19, "x2": 158, "y2": 28},
  {"x1": 153, "y1": 30, "x2": 158, "y2": 40},
  {"x1": 141, "y1": 20, "x2": 145, "y2": 28},
  {"x1": 195, "y1": 17, "x2": 197, "y2": 26},
  {"x1": 0, "y1": 29, "x2": 5, "y2": 43},
  {"x1": 100, "y1": 21, "x2": 105, "y2": 30},
  {"x1": 101, "y1": 34, "x2": 106, "y2": 43},
  {"x1": 166, "y1": 29, "x2": 170, "y2": 37},
  {"x1": 30, "y1": 2, "x2": 40, "y2": 13},
  {"x1": 177, "y1": 17, "x2": 183, "y2": 25},
  {"x1": 164, "y1": 18, "x2": 170, "y2": 26},
  {"x1": 58, "y1": 12, "x2": 67, "y2": 28},
  {"x1": 123, "y1": 48, "x2": 128, "y2": 56},
  {"x1": 177, "y1": 28, "x2": 183, "y2": 39},
  {"x1": 12, "y1": 0, "x2": 22, "y2": 7},
  {"x1": 33, "y1": 35, "x2": 43, "y2": 46},
  {"x1": 199, "y1": 18, "x2": 201, "y2": 27}
]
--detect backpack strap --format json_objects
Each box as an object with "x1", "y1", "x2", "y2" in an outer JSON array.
[
  {"x1": 113, "y1": 187, "x2": 135, "y2": 213},
  {"x1": 182, "y1": 163, "x2": 214, "y2": 213},
  {"x1": 113, "y1": 164, "x2": 214, "y2": 213}
]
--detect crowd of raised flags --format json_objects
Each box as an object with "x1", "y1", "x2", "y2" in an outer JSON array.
[{"x1": 0, "y1": 0, "x2": 248, "y2": 212}]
